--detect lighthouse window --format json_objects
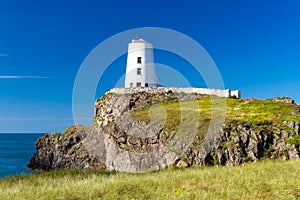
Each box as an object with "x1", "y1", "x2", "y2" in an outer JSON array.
[
  {"x1": 137, "y1": 68, "x2": 141, "y2": 75},
  {"x1": 137, "y1": 57, "x2": 142, "y2": 64},
  {"x1": 136, "y1": 82, "x2": 141, "y2": 87}
]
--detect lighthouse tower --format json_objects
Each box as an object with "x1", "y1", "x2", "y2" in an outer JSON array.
[{"x1": 125, "y1": 38, "x2": 159, "y2": 88}]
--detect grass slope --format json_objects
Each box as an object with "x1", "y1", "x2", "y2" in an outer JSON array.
[
  {"x1": 133, "y1": 97, "x2": 300, "y2": 124},
  {"x1": 131, "y1": 97, "x2": 300, "y2": 140},
  {"x1": 0, "y1": 160, "x2": 299, "y2": 199}
]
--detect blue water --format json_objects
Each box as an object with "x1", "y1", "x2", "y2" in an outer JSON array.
[{"x1": 0, "y1": 133, "x2": 44, "y2": 178}]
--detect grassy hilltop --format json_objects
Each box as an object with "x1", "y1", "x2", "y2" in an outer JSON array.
[
  {"x1": 130, "y1": 96, "x2": 300, "y2": 165},
  {"x1": 132, "y1": 96, "x2": 300, "y2": 130},
  {"x1": 4, "y1": 95, "x2": 300, "y2": 199}
]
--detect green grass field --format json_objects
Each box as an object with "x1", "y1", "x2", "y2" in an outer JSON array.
[
  {"x1": 132, "y1": 97, "x2": 300, "y2": 139},
  {"x1": 1, "y1": 160, "x2": 299, "y2": 199},
  {"x1": 133, "y1": 97, "x2": 300, "y2": 124}
]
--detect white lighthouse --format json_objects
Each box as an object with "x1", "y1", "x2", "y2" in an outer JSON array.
[{"x1": 125, "y1": 38, "x2": 159, "y2": 88}]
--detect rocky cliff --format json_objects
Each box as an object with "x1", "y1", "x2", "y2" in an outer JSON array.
[{"x1": 28, "y1": 88, "x2": 300, "y2": 172}]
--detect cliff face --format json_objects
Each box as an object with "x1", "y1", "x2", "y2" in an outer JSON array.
[
  {"x1": 194, "y1": 122, "x2": 300, "y2": 166},
  {"x1": 28, "y1": 88, "x2": 300, "y2": 172}
]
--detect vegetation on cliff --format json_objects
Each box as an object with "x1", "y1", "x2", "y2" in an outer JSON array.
[
  {"x1": 132, "y1": 96, "x2": 300, "y2": 129},
  {"x1": 28, "y1": 89, "x2": 300, "y2": 172},
  {"x1": 129, "y1": 95, "x2": 300, "y2": 166}
]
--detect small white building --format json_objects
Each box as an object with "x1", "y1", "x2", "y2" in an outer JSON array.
[{"x1": 125, "y1": 38, "x2": 159, "y2": 88}]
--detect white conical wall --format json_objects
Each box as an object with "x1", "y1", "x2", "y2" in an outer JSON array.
[{"x1": 125, "y1": 39, "x2": 159, "y2": 88}]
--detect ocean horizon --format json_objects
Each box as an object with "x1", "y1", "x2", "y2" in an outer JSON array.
[{"x1": 0, "y1": 133, "x2": 44, "y2": 178}]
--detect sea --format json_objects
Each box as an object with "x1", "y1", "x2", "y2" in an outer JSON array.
[{"x1": 0, "y1": 133, "x2": 44, "y2": 178}]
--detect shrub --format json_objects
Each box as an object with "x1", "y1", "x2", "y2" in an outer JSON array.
[
  {"x1": 285, "y1": 136, "x2": 300, "y2": 148},
  {"x1": 244, "y1": 156, "x2": 254, "y2": 162},
  {"x1": 264, "y1": 146, "x2": 275, "y2": 156}
]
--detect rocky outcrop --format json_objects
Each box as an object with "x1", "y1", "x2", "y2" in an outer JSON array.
[
  {"x1": 27, "y1": 125, "x2": 105, "y2": 170},
  {"x1": 267, "y1": 97, "x2": 295, "y2": 104},
  {"x1": 28, "y1": 88, "x2": 300, "y2": 172},
  {"x1": 186, "y1": 122, "x2": 300, "y2": 167}
]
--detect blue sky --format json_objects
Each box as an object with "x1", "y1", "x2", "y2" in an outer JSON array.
[{"x1": 0, "y1": 0, "x2": 299, "y2": 133}]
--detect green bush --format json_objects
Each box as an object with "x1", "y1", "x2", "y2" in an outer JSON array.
[
  {"x1": 285, "y1": 136, "x2": 300, "y2": 148},
  {"x1": 264, "y1": 146, "x2": 275, "y2": 156},
  {"x1": 244, "y1": 156, "x2": 254, "y2": 162}
]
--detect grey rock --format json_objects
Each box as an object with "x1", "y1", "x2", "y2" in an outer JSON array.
[
  {"x1": 287, "y1": 144, "x2": 299, "y2": 160},
  {"x1": 176, "y1": 160, "x2": 189, "y2": 168}
]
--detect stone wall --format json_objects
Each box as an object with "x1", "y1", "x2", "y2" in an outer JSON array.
[{"x1": 108, "y1": 87, "x2": 241, "y2": 98}]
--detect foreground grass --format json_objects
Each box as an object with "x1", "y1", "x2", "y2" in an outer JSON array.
[{"x1": 1, "y1": 160, "x2": 300, "y2": 200}]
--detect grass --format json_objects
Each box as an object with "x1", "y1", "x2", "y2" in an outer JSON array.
[
  {"x1": 1, "y1": 159, "x2": 300, "y2": 199},
  {"x1": 131, "y1": 97, "x2": 300, "y2": 135},
  {"x1": 226, "y1": 98, "x2": 299, "y2": 124}
]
